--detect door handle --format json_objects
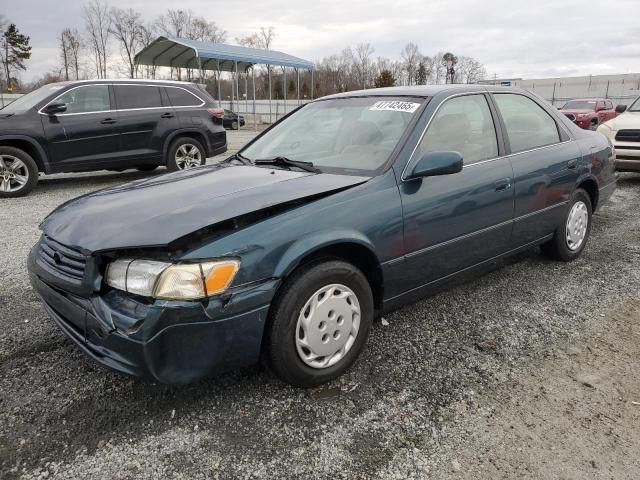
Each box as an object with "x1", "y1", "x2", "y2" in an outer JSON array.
[
  {"x1": 494, "y1": 178, "x2": 512, "y2": 191},
  {"x1": 101, "y1": 118, "x2": 116, "y2": 124},
  {"x1": 567, "y1": 158, "x2": 578, "y2": 169},
  {"x1": 161, "y1": 112, "x2": 175, "y2": 118}
]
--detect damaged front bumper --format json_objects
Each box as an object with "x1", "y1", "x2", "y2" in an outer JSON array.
[{"x1": 28, "y1": 247, "x2": 277, "y2": 384}]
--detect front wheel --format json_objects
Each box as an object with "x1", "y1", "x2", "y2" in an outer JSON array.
[
  {"x1": 541, "y1": 188, "x2": 592, "y2": 261},
  {"x1": 265, "y1": 260, "x2": 374, "y2": 387},
  {"x1": 0, "y1": 146, "x2": 38, "y2": 198},
  {"x1": 166, "y1": 137, "x2": 205, "y2": 172}
]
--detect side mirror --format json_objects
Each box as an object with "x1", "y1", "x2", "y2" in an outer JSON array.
[
  {"x1": 43, "y1": 102, "x2": 67, "y2": 115},
  {"x1": 615, "y1": 104, "x2": 627, "y2": 114},
  {"x1": 407, "y1": 151, "x2": 463, "y2": 179}
]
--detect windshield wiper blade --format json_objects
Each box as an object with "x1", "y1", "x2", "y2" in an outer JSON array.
[
  {"x1": 221, "y1": 152, "x2": 252, "y2": 165},
  {"x1": 254, "y1": 156, "x2": 321, "y2": 173}
]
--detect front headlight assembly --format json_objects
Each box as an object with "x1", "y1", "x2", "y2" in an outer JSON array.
[
  {"x1": 105, "y1": 259, "x2": 240, "y2": 300},
  {"x1": 596, "y1": 123, "x2": 616, "y2": 140}
]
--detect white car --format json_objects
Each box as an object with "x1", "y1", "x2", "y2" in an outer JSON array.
[{"x1": 597, "y1": 98, "x2": 640, "y2": 172}]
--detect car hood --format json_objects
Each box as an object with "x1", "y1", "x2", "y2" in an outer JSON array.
[
  {"x1": 41, "y1": 164, "x2": 369, "y2": 253},
  {"x1": 602, "y1": 110, "x2": 640, "y2": 130},
  {"x1": 559, "y1": 109, "x2": 594, "y2": 115}
]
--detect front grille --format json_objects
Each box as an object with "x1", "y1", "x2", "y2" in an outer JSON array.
[
  {"x1": 615, "y1": 129, "x2": 640, "y2": 142},
  {"x1": 38, "y1": 235, "x2": 87, "y2": 282},
  {"x1": 563, "y1": 113, "x2": 576, "y2": 121}
]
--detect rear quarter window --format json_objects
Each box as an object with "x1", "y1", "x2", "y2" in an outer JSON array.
[{"x1": 165, "y1": 87, "x2": 203, "y2": 107}]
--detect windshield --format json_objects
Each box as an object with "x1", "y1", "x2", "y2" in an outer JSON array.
[
  {"x1": 561, "y1": 100, "x2": 597, "y2": 111},
  {"x1": 628, "y1": 97, "x2": 640, "y2": 112},
  {"x1": 241, "y1": 96, "x2": 426, "y2": 175},
  {"x1": 0, "y1": 83, "x2": 67, "y2": 113}
]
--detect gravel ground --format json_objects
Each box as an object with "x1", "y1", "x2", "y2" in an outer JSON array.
[{"x1": 1, "y1": 135, "x2": 639, "y2": 479}]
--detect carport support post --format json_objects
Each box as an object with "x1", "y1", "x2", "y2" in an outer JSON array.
[
  {"x1": 197, "y1": 56, "x2": 203, "y2": 84},
  {"x1": 283, "y1": 67, "x2": 287, "y2": 115},
  {"x1": 216, "y1": 63, "x2": 222, "y2": 107},
  {"x1": 268, "y1": 65, "x2": 272, "y2": 124},
  {"x1": 311, "y1": 69, "x2": 314, "y2": 100},
  {"x1": 297, "y1": 68, "x2": 300, "y2": 106},
  {"x1": 252, "y1": 66, "x2": 257, "y2": 131},
  {"x1": 244, "y1": 72, "x2": 248, "y2": 126}
]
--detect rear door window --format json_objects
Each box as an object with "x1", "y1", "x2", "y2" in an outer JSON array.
[
  {"x1": 165, "y1": 87, "x2": 203, "y2": 107},
  {"x1": 416, "y1": 94, "x2": 499, "y2": 165},
  {"x1": 114, "y1": 85, "x2": 163, "y2": 110},
  {"x1": 493, "y1": 94, "x2": 561, "y2": 154}
]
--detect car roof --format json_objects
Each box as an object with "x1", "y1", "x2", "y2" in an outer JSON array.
[
  {"x1": 318, "y1": 84, "x2": 525, "y2": 100},
  {"x1": 48, "y1": 79, "x2": 198, "y2": 88}
]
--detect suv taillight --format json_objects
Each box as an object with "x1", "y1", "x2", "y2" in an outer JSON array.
[{"x1": 207, "y1": 108, "x2": 224, "y2": 119}]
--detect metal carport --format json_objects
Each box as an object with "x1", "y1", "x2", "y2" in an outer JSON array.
[{"x1": 135, "y1": 37, "x2": 315, "y2": 127}]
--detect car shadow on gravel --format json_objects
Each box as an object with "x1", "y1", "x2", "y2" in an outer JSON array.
[{"x1": 1, "y1": 248, "x2": 542, "y2": 479}]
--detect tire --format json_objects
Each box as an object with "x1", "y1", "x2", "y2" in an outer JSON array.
[
  {"x1": 136, "y1": 165, "x2": 159, "y2": 172},
  {"x1": 166, "y1": 137, "x2": 205, "y2": 172},
  {"x1": 0, "y1": 146, "x2": 38, "y2": 198},
  {"x1": 265, "y1": 260, "x2": 374, "y2": 387},
  {"x1": 589, "y1": 119, "x2": 599, "y2": 131},
  {"x1": 541, "y1": 188, "x2": 592, "y2": 261},
  {"x1": 231, "y1": 120, "x2": 239, "y2": 130}
]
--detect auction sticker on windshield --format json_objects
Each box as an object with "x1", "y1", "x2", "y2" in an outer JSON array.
[{"x1": 369, "y1": 100, "x2": 421, "y2": 113}]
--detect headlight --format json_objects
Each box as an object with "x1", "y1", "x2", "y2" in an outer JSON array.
[
  {"x1": 105, "y1": 259, "x2": 240, "y2": 299},
  {"x1": 596, "y1": 123, "x2": 616, "y2": 140}
]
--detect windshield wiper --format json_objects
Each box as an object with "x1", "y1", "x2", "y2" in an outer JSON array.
[
  {"x1": 221, "y1": 152, "x2": 252, "y2": 165},
  {"x1": 254, "y1": 156, "x2": 321, "y2": 173}
]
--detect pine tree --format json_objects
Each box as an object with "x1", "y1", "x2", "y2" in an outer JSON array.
[
  {"x1": 374, "y1": 69, "x2": 396, "y2": 88},
  {"x1": 1, "y1": 24, "x2": 32, "y2": 92}
]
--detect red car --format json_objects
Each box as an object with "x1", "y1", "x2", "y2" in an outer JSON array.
[{"x1": 558, "y1": 98, "x2": 619, "y2": 130}]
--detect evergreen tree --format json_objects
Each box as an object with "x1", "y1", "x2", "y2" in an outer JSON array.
[
  {"x1": 374, "y1": 69, "x2": 396, "y2": 88},
  {"x1": 1, "y1": 24, "x2": 32, "y2": 91}
]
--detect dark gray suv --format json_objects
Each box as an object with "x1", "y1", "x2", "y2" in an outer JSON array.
[{"x1": 0, "y1": 79, "x2": 227, "y2": 197}]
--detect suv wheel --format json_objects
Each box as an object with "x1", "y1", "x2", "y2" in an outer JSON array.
[
  {"x1": 231, "y1": 120, "x2": 239, "y2": 130},
  {"x1": 0, "y1": 146, "x2": 38, "y2": 198},
  {"x1": 167, "y1": 137, "x2": 205, "y2": 171},
  {"x1": 589, "y1": 118, "x2": 599, "y2": 130},
  {"x1": 541, "y1": 188, "x2": 592, "y2": 261},
  {"x1": 264, "y1": 260, "x2": 374, "y2": 387}
]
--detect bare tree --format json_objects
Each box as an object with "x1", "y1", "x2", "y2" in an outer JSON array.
[
  {"x1": 187, "y1": 17, "x2": 226, "y2": 43},
  {"x1": 352, "y1": 43, "x2": 375, "y2": 89},
  {"x1": 455, "y1": 55, "x2": 487, "y2": 83},
  {"x1": 109, "y1": 7, "x2": 143, "y2": 78},
  {"x1": 236, "y1": 26, "x2": 276, "y2": 50},
  {"x1": 401, "y1": 42, "x2": 421, "y2": 85},
  {"x1": 66, "y1": 29, "x2": 83, "y2": 80},
  {"x1": 155, "y1": 9, "x2": 191, "y2": 38},
  {"x1": 83, "y1": 0, "x2": 111, "y2": 78},
  {"x1": 138, "y1": 23, "x2": 157, "y2": 78},
  {"x1": 59, "y1": 30, "x2": 70, "y2": 81}
]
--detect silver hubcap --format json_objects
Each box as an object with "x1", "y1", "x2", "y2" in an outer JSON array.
[
  {"x1": 295, "y1": 284, "x2": 361, "y2": 369},
  {"x1": 175, "y1": 144, "x2": 202, "y2": 169},
  {"x1": 0, "y1": 155, "x2": 29, "y2": 193},
  {"x1": 566, "y1": 201, "x2": 588, "y2": 251}
]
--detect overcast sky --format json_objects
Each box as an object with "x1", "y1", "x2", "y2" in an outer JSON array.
[{"x1": 6, "y1": 0, "x2": 640, "y2": 82}]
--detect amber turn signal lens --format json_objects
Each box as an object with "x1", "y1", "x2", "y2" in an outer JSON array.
[{"x1": 202, "y1": 261, "x2": 240, "y2": 295}]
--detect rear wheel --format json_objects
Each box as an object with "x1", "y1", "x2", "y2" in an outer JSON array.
[
  {"x1": 589, "y1": 118, "x2": 599, "y2": 130},
  {"x1": 231, "y1": 120, "x2": 239, "y2": 130},
  {"x1": 166, "y1": 137, "x2": 205, "y2": 172},
  {"x1": 265, "y1": 260, "x2": 374, "y2": 387},
  {"x1": 541, "y1": 188, "x2": 592, "y2": 261},
  {"x1": 0, "y1": 146, "x2": 38, "y2": 198}
]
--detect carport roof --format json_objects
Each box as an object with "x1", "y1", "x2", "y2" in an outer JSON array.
[{"x1": 135, "y1": 36, "x2": 315, "y2": 72}]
